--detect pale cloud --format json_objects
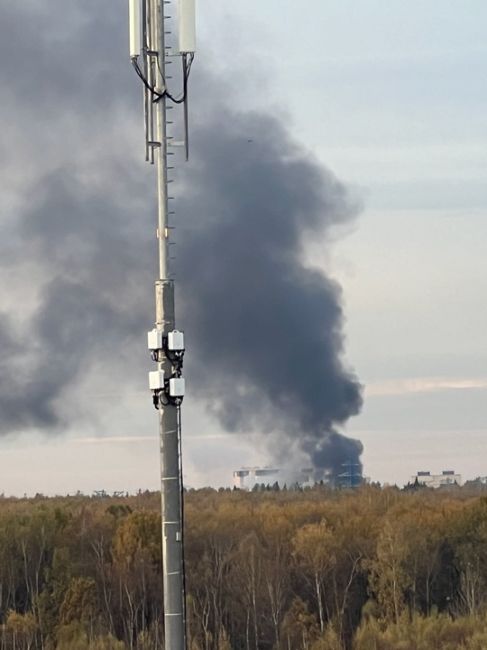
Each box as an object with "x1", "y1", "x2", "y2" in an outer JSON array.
[
  {"x1": 366, "y1": 378, "x2": 487, "y2": 397},
  {"x1": 74, "y1": 433, "x2": 233, "y2": 445}
]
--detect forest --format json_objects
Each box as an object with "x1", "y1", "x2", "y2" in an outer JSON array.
[{"x1": 3, "y1": 483, "x2": 487, "y2": 649}]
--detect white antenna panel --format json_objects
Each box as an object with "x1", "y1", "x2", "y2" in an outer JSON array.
[
  {"x1": 178, "y1": 0, "x2": 196, "y2": 53},
  {"x1": 129, "y1": 0, "x2": 141, "y2": 58}
]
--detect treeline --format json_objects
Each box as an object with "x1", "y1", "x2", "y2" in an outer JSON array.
[{"x1": 3, "y1": 484, "x2": 487, "y2": 648}]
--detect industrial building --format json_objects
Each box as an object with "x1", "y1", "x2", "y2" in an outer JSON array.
[
  {"x1": 336, "y1": 461, "x2": 364, "y2": 489},
  {"x1": 412, "y1": 470, "x2": 462, "y2": 488},
  {"x1": 233, "y1": 467, "x2": 313, "y2": 490}
]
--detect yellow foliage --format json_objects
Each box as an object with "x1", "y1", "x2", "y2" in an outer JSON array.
[
  {"x1": 56, "y1": 622, "x2": 126, "y2": 650},
  {"x1": 353, "y1": 612, "x2": 487, "y2": 650}
]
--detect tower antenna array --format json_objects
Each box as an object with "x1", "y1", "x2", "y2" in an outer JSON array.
[{"x1": 128, "y1": 1, "x2": 196, "y2": 648}]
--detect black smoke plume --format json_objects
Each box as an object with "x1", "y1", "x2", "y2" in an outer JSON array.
[
  {"x1": 177, "y1": 111, "x2": 363, "y2": 478},
  {"x1": 0, "y1": 1, "x2": 363, "y2": 478}
]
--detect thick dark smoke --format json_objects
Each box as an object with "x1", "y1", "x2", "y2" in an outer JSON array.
[
  {"x1": 0, "y1": 170, "x2": 154, "y2": 432},
  {"x1": 0, "y1": 1, "x2": 155, "y2": 433},
  {"x1": 177, "y1": 111, "x2": 363, "y2": 477},
  {"x1": 0, "y1": 1, "x2": 363, "y2": 478}
]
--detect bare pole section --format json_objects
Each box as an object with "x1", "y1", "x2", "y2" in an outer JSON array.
[
  {"x1": 153, "y1": 0, "x2": 169, "y2": 281},
  {"x1": 151, "y1": 0, "x2": 187, "y2": 648}
]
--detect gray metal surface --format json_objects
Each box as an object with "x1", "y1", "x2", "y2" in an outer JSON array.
[
  {"x1": 155, "y1": 281, "x2": 186, "y2": 650},
  {"x1": 130, "y1": 1, "x2": 188, "y2": 645},
  {"x1": 151, "y1": 0, "x2": 186, "y2": 646}
]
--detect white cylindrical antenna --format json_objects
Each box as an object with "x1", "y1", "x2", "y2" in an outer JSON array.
[
  {"x1": 178, "y1": 0, "x2": 196, "y2": 53},
  {"x1": 129, "y1": 0, "x2": 141, "y2": 58}
]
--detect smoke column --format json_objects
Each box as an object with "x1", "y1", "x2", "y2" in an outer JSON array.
[
  {"x1": 0, "y1": 1, "x2": 363, "y2": 478},
  {"x1": 177, "y1": 109, "x2": 363, "y2": 478}
]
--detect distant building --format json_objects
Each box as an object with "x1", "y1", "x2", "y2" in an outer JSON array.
[
  {"x1": 412, "y1": 470, "x2": 462, "y2": 488},
  {"x1": 470, "y1": 476, "x2": 487, "y2": 485},
  {"x1": 463, "y1": 476, "x2": 487, "y2": 488},
  {"x1": 336, "y1": 461, "x2": 364, "y2": 489},
  {"x1": 233, "y1": 467, "x2": 313, "y2": 490},
  {"x1": 233, "y1": 467, "x2": 278, "y2": 490}
]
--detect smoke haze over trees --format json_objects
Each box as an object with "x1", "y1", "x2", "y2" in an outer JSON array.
[{"x1": 0, "y1": 1, "x2": 362, "y2": 476}]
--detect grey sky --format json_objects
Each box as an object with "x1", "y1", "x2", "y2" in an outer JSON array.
[{"x1": 1, "y1": 1, "x2": 487, "y2": 493}]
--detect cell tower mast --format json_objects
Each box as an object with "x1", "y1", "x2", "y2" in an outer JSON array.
[{"x1": 128, "y1": 1, "x2": 195, "y2": 648}]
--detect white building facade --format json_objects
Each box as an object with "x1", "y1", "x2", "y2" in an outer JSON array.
[
  {"x1": 412, "y1": 470, "x2": 462, "y2": 488},
  {"x1": 233, "y1": 467, "x2": 313, "y2": 490}
]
